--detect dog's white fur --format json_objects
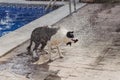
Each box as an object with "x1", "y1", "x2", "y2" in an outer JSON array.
[{"x1": 47, "y1": 26, "x2": 74, "y2": 59}]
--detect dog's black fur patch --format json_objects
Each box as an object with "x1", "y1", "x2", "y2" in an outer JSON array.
[
  {"x1": 66, "y1": 31, "x2": 74, "y2": 38},
  {"x1": 27, "y1": 26, "x2": 59, "y2": 55}
]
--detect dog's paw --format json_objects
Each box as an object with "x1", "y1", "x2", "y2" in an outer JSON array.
[
  {"x1": 31, "y1": 57, "x2": 39, "y2": 62},
  {"x1": 59, "y1": 56, "x2": 64, "y2": 59},
  {"x1": 48, "y1": 59, "x2": 53, "y2": 63}
]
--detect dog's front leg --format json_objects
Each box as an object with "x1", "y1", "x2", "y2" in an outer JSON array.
[{"x1": 56, "y1": 46, "x2": 64, "y2": 58}]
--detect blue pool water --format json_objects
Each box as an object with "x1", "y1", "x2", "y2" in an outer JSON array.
[{"x1": 0, "y1": 4, "x2": 59, "y2": 37}]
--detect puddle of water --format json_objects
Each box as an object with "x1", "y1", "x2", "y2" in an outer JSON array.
[{"x1": 0, "y1": 51, "x2": 61, "y2": 80}]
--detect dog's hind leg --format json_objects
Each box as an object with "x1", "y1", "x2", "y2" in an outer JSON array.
[
  {"x1": 39, "y1": 42, "x2": 48, "y2": 55},
  {"x1": 47, "y1": 42, "x2": 53, "y2": 61},
  {"x1": 32, "y1": 43, "x2": 40, "y2": 61},
  {"x1": 41, "y1": 42, "x2": 47, "y2": 50},
  {"x1": 27, "y1": 39, "x2": 33, "y2": 55}
]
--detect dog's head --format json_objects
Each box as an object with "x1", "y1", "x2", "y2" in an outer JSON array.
[
  {"x1": 66, "y1": 31, "x2": 74, "y2": 38},
  {"x1": 49, "y1": 26, "x2": 78, "y2": 46},
  {"x1": 66, "y1": 31, "x2": 78, "y2": 46}
]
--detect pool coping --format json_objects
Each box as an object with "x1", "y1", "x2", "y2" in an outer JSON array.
[
  {"x1": 0, "y1": 3, "x2": 86, "y2": 57},
  {"x1": 0, "y1": 1, "x2": 67, "y2": 5}
]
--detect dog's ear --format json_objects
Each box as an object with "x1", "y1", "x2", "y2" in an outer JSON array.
[{"x1": 71, "y1": 31, "x2": 74, "y2": 33}]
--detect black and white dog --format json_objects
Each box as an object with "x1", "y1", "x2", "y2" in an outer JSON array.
[{"x1": 27, "y1": 25, "x2": 78, "y2": 61}]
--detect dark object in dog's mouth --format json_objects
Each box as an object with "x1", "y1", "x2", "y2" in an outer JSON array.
[
  {"x1": 66, "y1": 42, "x2": 72, "y2": 46},
  {"x1": 72, "y1": 39, "x2": 78, "y2": 43},
  {"x1": 66, "y1": 39, "x2": 78, "y2": 46}
]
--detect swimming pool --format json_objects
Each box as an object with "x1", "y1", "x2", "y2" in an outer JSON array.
[{"x1": 0, "y1": 4, "x2": 60, "y2": 37}]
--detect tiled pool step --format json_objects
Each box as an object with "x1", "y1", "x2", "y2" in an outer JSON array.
[{"x1": 0, "y1": 3, "x2": 86, "y2": 57}]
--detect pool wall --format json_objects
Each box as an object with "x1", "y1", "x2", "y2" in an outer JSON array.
[{"x1": 0, "y1": 3, "x2": 86, "y2": 57}]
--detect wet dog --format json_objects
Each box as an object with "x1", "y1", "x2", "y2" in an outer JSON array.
[{"x1": 27, "y1": 25, "x2": 78, "y2": 61}]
